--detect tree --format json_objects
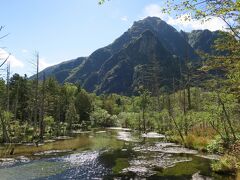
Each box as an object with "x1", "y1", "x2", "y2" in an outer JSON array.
[
  {"x1": 65, "y1": 102, "x2": 79, "y2": 131},
  {"x1": 0, "y1": 110, "x2": 11, "y2": 143},
  {"x1": 138, "y1": 86, "x2": 151, "y2": 132},
  {"x1": 0, "y1": 79, "x2": 6, "y2": 108},
  {"x1": 163, "y1": 0, "x2": 239, "y2": 38},
  {"x1": 0, "y1": 54, "x2": 10, "y2": 68},
  {"x1": 205, "y1": 33, "x2": 240, "y2": 100},
  {"x1": 33, "y1": 53, "x2": 39, "y2": 127},
  {"x1": 75, "y1": 89, "x2": 92, "y2": 123},
  {"x1": 102, "y1": 95, "x2": 115, "y2": 115},
  {"x1": 90, "y1": 107, "x2": 111, "y2": 127},
  {"x1": 9, "y1": 74, "x2": 30, "y2": 122},
  {"x1": 63, "y1": 83, "x2": 79, "y2": 131},
  {"x1": 45, "y1": 77, "x2": 60, "y2": 119},
  {"x1": 39, "y1": 73, "x2": 46, "y2": 142}
]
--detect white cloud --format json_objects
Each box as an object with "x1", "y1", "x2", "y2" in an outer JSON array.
[
  {"x1": 21, "y1": 49, "x2": 28, "y2": 53},
  {"x1": 121, "y1": 16, "x2": 128, "y2": 22},
  {"x1": 39, "y1": 58, "x2": 53, "y2": 71},
  {"x1": 143, "y1": 4, "x2": 168, "y2": 20},
  {"x1": 167, "y1": 14, "x2": 227, "y2": 31},
  {"x1": 143, "y1": 4, "x2": 227, "y2": 31},
  {"x1": 0, "y1": 48, "x2": 24, "y2": 68}
]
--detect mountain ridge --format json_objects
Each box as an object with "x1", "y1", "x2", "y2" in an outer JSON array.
[{"x1": 35, "y1": 17, "x2": 222, "y2": 95}]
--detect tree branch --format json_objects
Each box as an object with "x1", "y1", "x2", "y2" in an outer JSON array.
[
  {"x1": 0, "y1": 54, "x2": 10, "y2": 68},
  {"x1": 219, "y1": 16, "x2": 240, "y2": 39}
]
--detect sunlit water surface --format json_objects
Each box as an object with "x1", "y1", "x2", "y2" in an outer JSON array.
[{"x1": 0, "y1": 129, "x2": 236, "y2": 180}]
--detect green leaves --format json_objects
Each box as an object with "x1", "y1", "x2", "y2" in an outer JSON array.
[{"x1": 98, "y1": 0, "x2": 105, "y2": 5}]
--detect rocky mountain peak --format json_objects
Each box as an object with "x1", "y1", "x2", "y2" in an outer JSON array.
[{"x1": 36, "y1": 17, "x2": 220, "y2": 95}]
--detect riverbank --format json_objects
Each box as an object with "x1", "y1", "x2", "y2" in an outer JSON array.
[{"x1": 167, "y1": 132, "x2": 240, "y2": 177}]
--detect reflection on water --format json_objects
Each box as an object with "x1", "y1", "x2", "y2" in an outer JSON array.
[{"x1": 0, "y1": 129, "x2": 236, "y2": 180}]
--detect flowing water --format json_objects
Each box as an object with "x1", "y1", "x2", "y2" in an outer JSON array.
[{"x1": 0, "y1": 128, "x2": 236, "y2": 180}]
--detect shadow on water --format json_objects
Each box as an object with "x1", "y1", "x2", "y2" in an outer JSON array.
[{"x1": 0, "y1": 129, "x2": 236, "y2": 180}]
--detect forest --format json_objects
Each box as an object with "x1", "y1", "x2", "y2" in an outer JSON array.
[{"x1": 0, "y1": 0, "x2": 239, "y2": 179}]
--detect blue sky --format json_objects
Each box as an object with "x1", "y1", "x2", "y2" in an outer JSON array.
[{"x1": 0, "y1": 0, "x2": 227, "y2": 77}]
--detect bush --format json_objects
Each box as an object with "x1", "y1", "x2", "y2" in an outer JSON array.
[
  {"x1": 184, "y1": 134, "x2": 209, "y2": 151},
  {"x1": 44, "y1": 116, "x2": 55, "y2": 138},
  {"x1": 9, "y1": 120, "x2": 23, "y2": 142},
  {"x1": 117, "y1": 112, "x2": 139, "y2": 129},
  {"x1": 90, "y1": 107, "x2": 117, "y2": 127},
  {"x1": 212, "y1": 155, "x2": 239, "y2": 174},
  {"x1": 207, "y1": 136, "x2": 225, "y2": 154}
]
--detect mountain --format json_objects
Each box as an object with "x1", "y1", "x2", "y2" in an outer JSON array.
[
  {"x1": 36, "y1": 17, "x2": 220, "y2": 95},
  {"x1": 94, "y1": 30, "x2": 181, "y2": 94},
  {"x1": 180, "y1": 29, "x2": 222, "y2": 54},
  {"x1": 37, "y1": 57, "x2": 86, "y2": 83}
]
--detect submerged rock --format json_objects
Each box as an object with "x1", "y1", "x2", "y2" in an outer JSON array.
[
  {"x1": 0, "y1": 156, "x2": 30, "y2": 167},
  {"x1": 107, "y1": 127, "x2": 131, "y2": 131},
  {"x1": 192, "y1": 171, "x2": 212, "y2": 180},
  {"x1": 44, "y1": 140, "x2": 56, "y2": 143},
  {"x1": 24, "y1": 143, "x2": 44, "y2": 146},
  {"x1": 196, "y1": 154, "x2": 221, "y2": 160},
  {"x1": 17, "y1": 156, "x2": 30, "y2": 163},
  {"x1": 34, "y1": 149, "x2": 72, "y2": 156},
  {"x1": 55, "y1": 136, "x2": 73, "y2": 140},
  {"x1": 133, "y1": 142, "x2": 190, "y2": 153},
  {"x1": 72, "y1": 130, "x2": 91, "y2": 134},
  {"x1": 155, "y1": 142, "x2": 181, "y2": 148},
  {"x1": 117, "y1": 131, "x2": 139, "y2": 142},
  {"x1": 122, "y1": 166, "x2": 156, "y2": 177},
  {"x1": 142, "y1": 132, "x2": 165, "y2": 138},
  {"x1": 129, "y1": 155, "x2": 192, "y2": 169},
  {"x1": 0, "y1": 158, "x2": 16, "y2": 166},
  {"x1": 96, "y1": 131, "x2": 106, "y2": 134},
  {"x1": 129, "y1": 141, "x2": 198, "y2": 177},
  {"x1": 122, "y1": 152, "x2": 192, "y2": 178},
  {"x1": 161, "y1": 147, "x2": 198, "y2": 155}
]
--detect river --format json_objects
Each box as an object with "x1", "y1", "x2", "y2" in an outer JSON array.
[{"x1": 0, "y1": 128, "x2": 235, "y2": 180}]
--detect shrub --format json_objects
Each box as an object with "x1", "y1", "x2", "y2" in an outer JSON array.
[
  {"x1": 90, "y1": 107, "x2": 117, "y2": 127},
  {"x1": 212, "y1": 155, "x2": 238, "y2": 174},
  {"x1": 207, "y1": 136, "x2": 225, "y2": 154}
]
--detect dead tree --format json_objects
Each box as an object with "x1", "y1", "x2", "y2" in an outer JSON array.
[
  {"x1": 33, "y1": 52, "x2": 39, "y2": 127},
  {"x1": 39, "y1": 73, "x2": 45, "y2": 143},
  {"x1": 6, "y1": 62, "x2": 10, "y2": 111}
]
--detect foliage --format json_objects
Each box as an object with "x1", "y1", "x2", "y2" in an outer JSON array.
[
  {"x1": 207, "y1": 136, "x2": 225, "y2": 153},
  {"x1": 212, "y1": 154, "x2": 239, "y2": 173},
  {"x1": 44, "y1": 116, "x2": 55, "y2": 138},
  {"x1": 90, "y1": 107, "x2": 117, "y2": 127},
  {"x1": 117, "y1": 112, "x2": 139, "y2": 129},
  {"x1": 75, "y1": 89, "x2": 92, "y2": 122}
]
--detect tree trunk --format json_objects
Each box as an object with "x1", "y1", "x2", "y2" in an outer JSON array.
[
  {"x1": 39, "y1": 74, "x2": 45, "y2": 143},
  {"x1": 167, "y1": 96, "x2": 185, "y2": 144},
  {"x1": 187, "y1": 84, "x2": 191, "y2": 110},
  {"x1": 143, "y1": 108, "x2": 146, "y2": 133},
  {"x1": 0, "y1": 111, "x2": 10, "y2": 143},
  {"x1": 14, "y1": 82, "x2": 19, "y2": 120},
  {"x1": 218, "y1": 95, "x2": 237, "y2": 141},
  {"x1": 34, "y1": 53, "x2": 39, "y2": 127}
]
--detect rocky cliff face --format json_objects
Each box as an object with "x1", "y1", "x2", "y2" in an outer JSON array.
[
  {"x1": 180, "y1": 29, "x2": 222, "y2": 54},
  {"x1": 36, "y1": 17, "x2": 220, "y2": 95}
]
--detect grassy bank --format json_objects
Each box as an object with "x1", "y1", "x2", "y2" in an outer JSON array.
[{"x1": 167, "y1": 131, "x2": 240, "y2": 176}]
